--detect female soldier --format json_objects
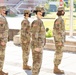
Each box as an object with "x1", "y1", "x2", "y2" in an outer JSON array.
[
  {"x1": 21, "y1": 10, "x2": 31, "y2": 70},
  {"x1": 53, "y1": 6, "x2": 65, "y2": 74},
  {"x1": 31, "y1": 6, "x2": 46, "y2": 75}
]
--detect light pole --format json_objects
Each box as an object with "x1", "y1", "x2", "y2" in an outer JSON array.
[{"x1": 69, "y1": 0, "x2": 73, "y2": 37}]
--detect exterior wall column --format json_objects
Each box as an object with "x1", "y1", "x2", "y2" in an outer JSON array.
[{"x1": 69, "y1": 0, "x2": 73, "y2": 37}]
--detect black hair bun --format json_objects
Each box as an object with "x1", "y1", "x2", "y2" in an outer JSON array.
[{"x1": 33, "y1": 10, "x2": 37, "y2": 13}]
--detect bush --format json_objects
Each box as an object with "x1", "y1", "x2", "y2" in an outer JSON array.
[
  {"x1": 7, "y1": 14, "x2": 17, "y2": 17},
  {"x1": 46, "y1": 28, "x2": 53, "y2": 38}
]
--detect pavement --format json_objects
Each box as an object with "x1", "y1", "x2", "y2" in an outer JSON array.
[{"x1": 2, "y1": 41, "x2": 76, "y2": 75}]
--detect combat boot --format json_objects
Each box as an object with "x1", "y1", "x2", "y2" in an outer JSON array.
[
  {"x1": 53, "y1": 66, "x2": 64, "y2": 74},
  {"x1": 23, "y1": 65, "x2": 31, "y2": 70},
  {"x1": 0, "y1": 70, "x2": 8, "y2": 75}
]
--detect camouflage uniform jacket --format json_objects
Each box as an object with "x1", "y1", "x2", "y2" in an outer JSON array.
[
  {"x1": 53, "y1": 16, "x2": 65, "y2": 45},
  {"x1": 31, "y1": 17, "x2": 46, "y2": 48},
  {"x1": 0, "y1": 14, "x2": 9, "y2": 43},
  {"x1": 21, "y1": 18, "x2": 31, "y2": 43}
]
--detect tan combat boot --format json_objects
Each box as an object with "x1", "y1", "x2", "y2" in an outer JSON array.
[
  {"x1": 23, "y1": 65, "x2": 31, "y2": 70},
  {"x1": 53, "y1": 66, "x2": 64, "y2": 74},
  {"x1": 0, "y1": 70, "x2": 8, "y2": 75}
]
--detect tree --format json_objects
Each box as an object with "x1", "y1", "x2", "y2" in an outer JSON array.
[
  {"x1": 74, "y1": 0, "x2": 76, "y2": 11},
  {"x1": 49, "y1": 0, "x2": 57, "y2": 1}
]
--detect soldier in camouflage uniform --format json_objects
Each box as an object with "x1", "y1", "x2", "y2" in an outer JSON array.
[
  {"x1": 31, "y1": 6, "x2": 46, "y2": 75},
  {"x1": 0, "y1": 6, "x2": 9, "y2": 75},
  {"x1": 53, "y1": 6, "x2": 65, "y2": 74},
  {"x1": 21, "y1": 10, "x2": 31, "y2": 70}
]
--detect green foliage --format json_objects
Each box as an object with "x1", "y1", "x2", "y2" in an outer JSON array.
[
  {"x1": 48, "y1": 0, "x2": 58, "y2": 2},
  {"x1": 44, "y1": 3, "x2": 50, "y2": 12},
  {"x1": 64, "y1": 2, "x2": 67, "y2": 7},
  {"x1": 7, "y1": 14, "x2": 17, "y2": 17},
  {"x1": 74, "y1": 4, "x2": 76, "y2": 11},
  {"x1": 46, "y1": 28, "x2": 53, "y2": 38}
]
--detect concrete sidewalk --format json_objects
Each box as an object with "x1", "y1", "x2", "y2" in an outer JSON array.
[{"x1": 3, "y1": 41, "x2": 76, "y2": 75}]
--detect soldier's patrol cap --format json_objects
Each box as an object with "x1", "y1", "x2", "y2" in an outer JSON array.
[
  {"x1": 0, "y1": 3, "x2": 6, "y2": 8},
  {"x1": 58, "y1": 6, "x2": 65, "y2": 11},
  {"x1": 24, "y1": 10, "x2": 30, "y2": 14},
  {"x1": 0, "y1": 6, "x2": 6, "y2": 11},
  {"x1": 35, "y1": 6, "x2": 45, "y2": 11}
]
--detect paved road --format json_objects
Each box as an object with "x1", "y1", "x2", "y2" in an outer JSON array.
[{"x1": 3, "y1": 41, "x2": 76, "y2": 75}]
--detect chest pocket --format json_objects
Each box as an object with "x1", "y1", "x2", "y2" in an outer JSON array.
[
  {"x1": 0, "y1": 24, "x2": 5, "y2": 32},
  {"x1": 32, "y1": 21, "x2": 40, "y2": 32}
]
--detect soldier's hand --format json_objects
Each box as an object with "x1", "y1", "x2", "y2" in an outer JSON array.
[
  {"x1": 23, "y1": 41, "x2": 27, "y2": 43},
  {"x1": 34, "y1": 48, "x2": 42, "y2": 52},
  {"x1": 44, "y1": 38, "x2": 46, "y2": 46},
  {"x1": 58, "y1": 42, "x2": 63, "y2": 46},
  {"x1": 1, "y1": 41, "x2": 6, "y2": 46}
]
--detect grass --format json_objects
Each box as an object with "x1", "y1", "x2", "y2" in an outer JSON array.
[
  {"x1": 42, "y1": 12, "x2": 76, "y2": 31},
  {"x1": 43, "y1": 19, "x2": 54, "y2": 30}
]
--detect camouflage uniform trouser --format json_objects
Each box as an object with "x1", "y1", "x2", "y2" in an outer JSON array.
[
  {"x1": 31, "y1": 42, "x2": 43, "y2": 75},
  {"x1": 0, "y1": 44, "x2": 6, "y2": 71},
  {"x1": 21, "y1": 42, "x2": 30, "y2": 66},
  {"x1": 54, "y1": 44, "x2": 63, "y2": 66}
]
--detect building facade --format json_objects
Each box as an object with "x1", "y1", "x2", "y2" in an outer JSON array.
[{"x1": 0, "y1": 0, "x2": 47, "y2": 14}]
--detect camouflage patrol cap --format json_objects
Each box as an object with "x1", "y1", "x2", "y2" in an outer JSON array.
[
  {"x1": 0, "y1": 4, "x2": 6, "y2": 8},
  {"x1": 24, "y1": 10, "x2": 30, "y2": 14},
  {"x1": 58, "y1": 6, "x2": 65, "y2": 11},
  {"x1": 0, "y1": 5, "x2": 6, "y2": 11},
  {"x1": 35, "y1": 6, "x2": 45, "y2": 11}
]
